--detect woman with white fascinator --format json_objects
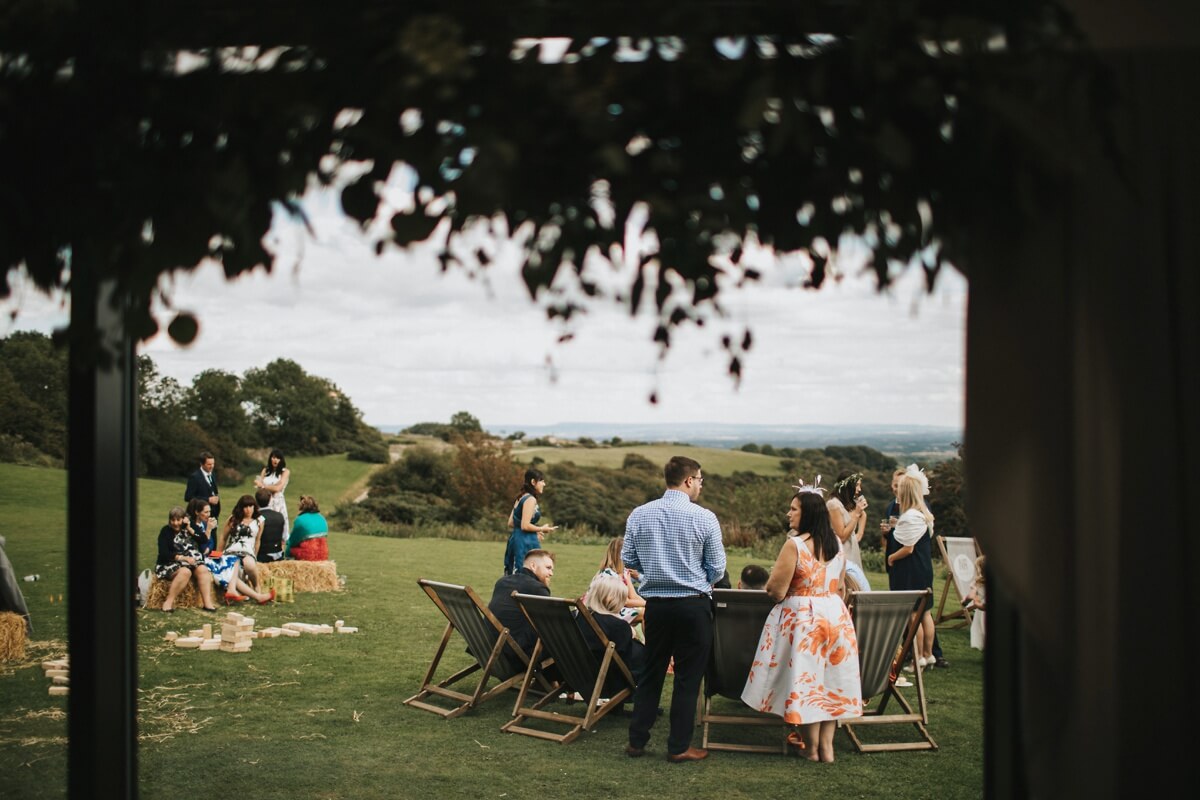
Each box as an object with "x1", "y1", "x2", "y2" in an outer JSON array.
[{"x1": 886, "y1": 464, "x2": 937, "y2": 669}]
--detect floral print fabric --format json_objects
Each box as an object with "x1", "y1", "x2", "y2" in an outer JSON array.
[{"x1": 740, "y1": 536, "x2": 863, "y2": 725}]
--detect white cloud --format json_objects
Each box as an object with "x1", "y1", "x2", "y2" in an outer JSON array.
[{"x1": 1, "y1": 189, "x2": 967, "y2": 431}]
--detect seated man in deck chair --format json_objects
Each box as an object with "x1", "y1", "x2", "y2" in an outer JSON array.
[{"x1": 488, "y1": 549, "x2": 555, "y2": 655}]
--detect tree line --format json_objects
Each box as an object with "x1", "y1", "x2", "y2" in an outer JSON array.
[
  {"x1": 0, "y1": 331, "x2": 389, "y2": 480},
  {"x1": 340, "y1": 432, "x2": 969, "y2": 553}
]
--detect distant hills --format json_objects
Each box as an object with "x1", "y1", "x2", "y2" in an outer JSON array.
[{"x1": 377, "y1": 421, "x2": 962, "y2": 461}]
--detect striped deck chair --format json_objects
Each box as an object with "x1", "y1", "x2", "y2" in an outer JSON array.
[
  {"x1": 698, "y1": 588, "x2": 791, "y2": 754},
  {"x1": 403, "y1": 579, "x2": 551, "y2": 719},
  {"x1": 840, "y1": 589, "x2": 938, "y2": 752}
]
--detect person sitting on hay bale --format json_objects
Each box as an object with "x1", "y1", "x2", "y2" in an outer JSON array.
[
  {"x1": 156, "y1": 506, "x2": 217, "y2": 613},
  {"x1": 286, "y1": 495, "x2": 329, "y2": 561}
]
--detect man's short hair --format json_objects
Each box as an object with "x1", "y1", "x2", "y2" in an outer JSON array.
[
  {"x1": 664, "y1": 456, "x2": 702, "y2": 487},
  {"x1": 254, "y1": 489, "x2": 271, "y2": 507},
  {"x1": 524, "y1": 549, "x2": 555, "y2": 565},
  {"x1": 739, "y1": 563, "x2": 769, "y2": 590},
  {"x1": 199, "y1": 451, "x2": 214, "y2": 464}
]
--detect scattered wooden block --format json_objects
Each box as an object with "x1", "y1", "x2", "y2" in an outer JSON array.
[
  {"x1": 45, "y1": 669, "x2": 69, "y2": 678},
  {"x1": 164, "y1": 631, "x2": 179, "y2": 641},
  {"x1": 174, "y1": 637, "x2": 203, "y2": 648},
  {"x1": 281, "y1": 628, "x2": 301, "y2": 637},
  {"x1": 41, "y1": 660, "x2": 68, "y2": 670},
  {"x1": 336, "y1": 626, "x2": 358, "y2": 634},
  {"x1": 199, "y1": 639, "x2": 222, "y2": 651},
  {"x1": 188, "y1": 629, "x2": 206, "y2": 639},
  {"x1": 335, "y1": 620, "x2": 344, "y2": 628},
  {"x1": 49, "y1": 686, "x2": 69, "y2": 697},
  {"x1": 201, "y1": 624, "x2": 212, "y2": 639},
  {"x1": 52, "y1": 675, "x2": 70, "y2": 685}
]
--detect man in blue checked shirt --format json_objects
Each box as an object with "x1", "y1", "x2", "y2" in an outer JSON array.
[{"x1": 621, "y1": 456, "x2": 726, "y2": 763}]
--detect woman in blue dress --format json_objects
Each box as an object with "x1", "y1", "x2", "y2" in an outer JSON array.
[{"x1": 503, "y1": 468, "x2": 557, "y2": 575}]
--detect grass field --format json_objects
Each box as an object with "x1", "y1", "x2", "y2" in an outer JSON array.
[
  {"x1": 511, "y1": 443, "x2": 788, "y2": 476},
  {"x1": 0, "y1": 460, "x2": 983, "y2": 799}
]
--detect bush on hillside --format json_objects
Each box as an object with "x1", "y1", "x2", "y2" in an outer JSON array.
[{"x1": 348, "y1": 440, "x2": 390, "y2": 463}]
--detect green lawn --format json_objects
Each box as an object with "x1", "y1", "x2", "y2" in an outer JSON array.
[
  {"x1": 0, "y1": 461, "x2": 983, "y2": 799},
  {"x1": 512, "y1": 443, "x2": 788, "y2": 476}
]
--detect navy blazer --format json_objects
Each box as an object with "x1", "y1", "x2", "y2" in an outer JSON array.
[{"x1": 184, "y1": 469, "x2": 220, "y2": 519}]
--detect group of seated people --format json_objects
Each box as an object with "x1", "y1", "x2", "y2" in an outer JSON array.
[
  {"x1": 153, "y1": 490, "x2": 330, "y2": 612},
  {"x1": 484, "y1": 541, "x2": 772, "y2": 693}
]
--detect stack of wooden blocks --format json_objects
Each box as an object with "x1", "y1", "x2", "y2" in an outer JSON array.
[
  {"x1": 43, "y1": 657, "x2": 70, "y2": 696},
  {"x1": 220, "y1": 613, "x2": 255, "y2": 653},
  {"x1": 165, "y1": 612, "x2": 256, "y2": 652}
]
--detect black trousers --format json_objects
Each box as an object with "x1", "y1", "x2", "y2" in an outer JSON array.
[{"x1": 628, "y1": 595, "x2": 713, "y2": 755}]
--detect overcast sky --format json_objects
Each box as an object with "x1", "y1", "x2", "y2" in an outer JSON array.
[{"x1": 1, "y1": 186, "x2": 967, "y2": 432}]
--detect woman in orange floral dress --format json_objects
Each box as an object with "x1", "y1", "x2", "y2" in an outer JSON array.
[{"x1": 741, "y1": 483, "x2": 862, "y2": 762}]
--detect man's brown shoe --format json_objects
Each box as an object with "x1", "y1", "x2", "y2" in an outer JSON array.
[
  {"x1": 666, "y1": 747, "x2": 708, "y2": 763},
  {"x1": 625, "y1": 744, "x2": 645, "y2": 758}
]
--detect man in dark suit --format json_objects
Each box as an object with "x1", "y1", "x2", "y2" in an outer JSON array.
[
  {"x1": 184, "y1": 452, "x2": 221, "y2": 550},
  {"x1": 487, "y1": 549, "x2": 554, "y2": 656},
  {"x1": 254, "y1": 489, "x2": 286, "y2": 563}
]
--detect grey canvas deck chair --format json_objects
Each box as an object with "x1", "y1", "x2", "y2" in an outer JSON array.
[
  {"x1": 934, "y1": 536, "x2": 984, "y2": 628},
  {"x1": 698, "y1": 588, "x2": 790, "y2": 754},
  {"x1": 500, "y1": 592, "x2": 637, "y2": 744},
  {"x1": 403, "y1": 579, "x2": 551, "y2": 719},
  {"x1": 840, "y1": 589, "x2": 938, "y2": 752}
]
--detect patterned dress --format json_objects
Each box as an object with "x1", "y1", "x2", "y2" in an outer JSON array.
[
  {"x1": 740, "y1": 536, "x2": 863, "y2": 725},
  {"x1": 205, "y1": 519, "x2": 260, "y2": 589},
  {"x1": 261, "y1": 471, "x2": 289, "y2": 538}
]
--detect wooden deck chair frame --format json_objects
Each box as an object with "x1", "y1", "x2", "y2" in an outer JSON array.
[
  {"x1": 403, "y1": 579, "x2": 551, "y2": 720},
  {"x1": 699, "y1": 589, "x2": 790, "y2": 755},
  {"x1": 934, "y1": 536, "x2": 984, "y2": 628},
  {"x1": 840, "y1": 589, "x2": 938, "y2": 753},
  {"x1": 500, "y1": 592, "x2": 636, "y2": 744}
]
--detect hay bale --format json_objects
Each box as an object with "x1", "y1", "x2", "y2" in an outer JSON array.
[
  {"x1": 259, "y1": 561, "x2": 339, "y2": 593},
  {"x1": 0, "y1": 612, "x2": 27, "y2": 661},
  {"x1": 144, "y1": 573, "x2": 215, "y2": 610}
]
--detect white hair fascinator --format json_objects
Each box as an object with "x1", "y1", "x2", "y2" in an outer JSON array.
[
  {"x1": 792, "y1": 475, "x2": 826, "y2": 497},
  {"x1": 904, "y1": 463, "x2": 930, "y2": 496}
]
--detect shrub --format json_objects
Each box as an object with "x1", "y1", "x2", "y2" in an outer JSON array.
[{"x1": 347, "y1": 440, "x2": 390, "y2": 463}]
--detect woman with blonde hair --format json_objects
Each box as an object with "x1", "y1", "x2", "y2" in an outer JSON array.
[
  {"x1": 579, "y1": 571, "x2": 646, "y2": 685},
  {"x1": 596, "y1": 535, "x2": 646, "y2": 625},
  {"x1": 886, "y1": 465, "x2": 937, "y2": 668}
]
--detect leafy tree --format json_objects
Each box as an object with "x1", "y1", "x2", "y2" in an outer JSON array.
[
  {"x1": 449, "y1": 411, "x2": 482, "y2": 434},
  {"x1": 740, "y1": 443, "x2": 760, "y2": 453},
  {"x1": 369, "y1": 445, "x2": 455, "y2": 495},
  {"x1": 184, "y1": 369, "x2": 251, "y2": 447},
  {"x1": 447, "y1": 431, "x2": 523, "y2": 523},
  {"x1": 927, "y1": 445, "x2": 968, "y2": 538},
  {"x1": 0, "y1": 5, "x2": 1099, "y2": 395},
  {"x1": 402, "y1": 422, "x2": 453, "y2": 438},
  {"x1": 136, "y1": 355, "x2": 209, "y2": 478},
  {"x1": 0, "y1": 331, "x2": 67, "y2": 460}
]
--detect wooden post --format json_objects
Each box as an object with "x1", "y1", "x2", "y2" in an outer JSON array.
[{"x1": 67, "y1": 273, "x2": 138, "y2": 799}]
